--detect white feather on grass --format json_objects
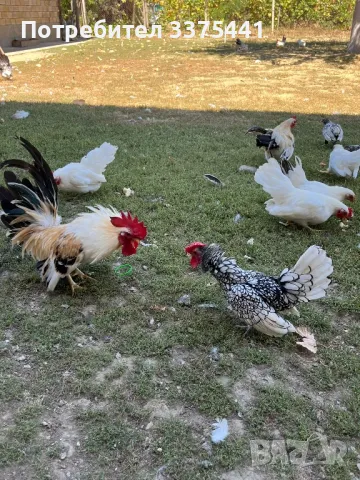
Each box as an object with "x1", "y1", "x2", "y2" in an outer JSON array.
[
  {"x1": 211, "y1": 418, "x2": 229, "y2": 444},
  {"x1": 123, "y1": 187, "x2": 134, "y2": 197},
  {"x1": 12, "y1": 110, "x2": 29, "y2": 119},
  {"x1": 238, "y1": 165, "x2": 257, "y2": 173},
  {"x1": 296, "y1": 326, "x2": 317, "y2": 353}
]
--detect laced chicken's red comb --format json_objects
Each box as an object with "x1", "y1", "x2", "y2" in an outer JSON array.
[
  {"x1": 110, "y1": 212, "x2": 147, "y2": 239},
  {"x1": 185, "y1": 242, "x2": 206, "y2": 254}
]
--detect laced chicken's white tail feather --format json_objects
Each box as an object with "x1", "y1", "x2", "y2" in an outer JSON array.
[
  {"x1": 80, "y1": 143, "x2": 118, "y2": 174},
  {"x1": 281, "y1": 246, "x2": 333, "y2": 303},
  {"x1": 254, "y1": 311, "x2": 296, "y2": 337},
  {"x1": 255, "y1": 158, "x2": 295, "y2": 201}
]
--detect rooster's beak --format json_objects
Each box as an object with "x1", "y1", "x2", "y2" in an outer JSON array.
[{"x1": 131, "y1": 239, "x2": 140, "y2": 249}]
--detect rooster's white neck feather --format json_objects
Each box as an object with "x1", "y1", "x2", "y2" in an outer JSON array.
[{"x1": 66, "y1": 205, "x2": 127, "y2": 263}]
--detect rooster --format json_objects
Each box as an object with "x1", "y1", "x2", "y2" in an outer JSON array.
[
  {"x1": 282, "y1": 156, "x2": 355, "y2": 202},
  {"x1": 255, "y1": 158, "x2": 353, "y2": 230},
  {"x1": 322, "y1": 119, "x2": 343, "y2": 144},
  {"x1": 251, "y1": 116, "x2": 297, "y2": 164},
  {"x1": 246, "y1": 126, "x2": 272, "y2": 135},
  {"x1": 185, "y1": 243, "x2": 332, "y2": 337},
  {"x1": 53, "y1": 142, "x2": 118, "y2": 193},
  {"x1": 0, "y1": 138, "x2": 147, "y2": 294},
  {"x1": 0, "y1": 47, "x2": 12, "y2": 79},
  {"x1": 323, "y1": 144, "x2": 360, "y2": 179}
]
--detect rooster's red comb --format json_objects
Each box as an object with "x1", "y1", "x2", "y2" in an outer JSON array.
[
  {"x1": 110, "y1": 212, "x2": 147, "y2": 239},
  {"x1": 185, "y1": 242, "x2": 206, "y2": 255}
]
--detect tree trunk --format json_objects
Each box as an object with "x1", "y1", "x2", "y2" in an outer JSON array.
[
  {"x1": 142, "y1": 0, "x2": 149, "y2": 28},
  {"x1": 132, "y1": 0, "x2": 136, "y2": 25},
  {"x1": 80, "y1": 0, "x2": 87, "y2": 26},
  {"x1": 348, "y1": 0, "x2": 360, "y2": 53},
  {"x1": 74, "y1": 0, "x2": 81, "y2": 33},
  {"x1": 204, "y1": 0, "x2": 209, "y2": 22},
  {"x1": 57, "y1": 0, "x2": 65, "y2": 41}
]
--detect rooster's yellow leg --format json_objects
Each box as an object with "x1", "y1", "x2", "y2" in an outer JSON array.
[
  {"x1": 305, "y1": 225, "x2": 322, "y2": 232},
  {"x1": 287, "y1": 306, "x2": 301, "y2": 318},
  {"x1": 73, "y1": 269, "x2": 95, "y2": 281},
  {"x1": 319, "y1": 169, "x2": 330, "y2": 174},
  {"x1": 67, "y1": 275, "x2": 83, "y2": 295}
]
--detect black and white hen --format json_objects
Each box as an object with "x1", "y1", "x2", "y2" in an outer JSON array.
[
  {"x1": 0, "y1": 47, "x2": 12, "y2": 79},
  {"x1": 185, "y1": 243, "x2": 333, "y2": 337},
  {"x1": 344, "y1": 144, "x2": 360, "y2": 152},
  {"x1": 322, "y1": 118, "x2": 343, "y2": 144},
  {"x1": 235, "y1": 38, "x2": 248, "y2": 52}
]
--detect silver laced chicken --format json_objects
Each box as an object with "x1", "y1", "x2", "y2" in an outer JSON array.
[{"x1": 185, "y1": 242, "x2": 333, "y2": 338}]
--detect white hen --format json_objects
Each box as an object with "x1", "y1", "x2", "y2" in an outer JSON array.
[
  {"x1": 283, "y1": 156, "x2": 355, "y2": 202},
  {"x1": 326, "y1": 144, "x2": 360, "y2": 179},
  {"x1": 53, "y1": 143, "x2": 118, "y2": 193},
  {"x1": 254, "y1": 158, "x2": 354, "y2": 229}
]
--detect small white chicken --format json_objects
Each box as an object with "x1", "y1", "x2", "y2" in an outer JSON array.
[
  {"x1": 297, "y1": 39, "x2": 306, "y2": 47},
  {"x1": 254, "y1": 158, "x2": 354, "y2": 230},
  {"x1": 322, "y1": 118, "x2": 343, "y2": 144},
  {"x1": 53, "y1": 143, "x2": 118, "y2": 193},
  {"x1": 276, "y1": 36, "x2": 286, "y2": 47},
  {"x1": 324, "y1": 144, "x2": 360, "y2": 179},
  {"x1": 282, "y1": 156, "x2": 355, "y2": 202}
]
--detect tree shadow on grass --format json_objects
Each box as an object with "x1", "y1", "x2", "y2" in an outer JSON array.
[{"x1": 189, "y1": 40, "x2": 356, "y2": 68}]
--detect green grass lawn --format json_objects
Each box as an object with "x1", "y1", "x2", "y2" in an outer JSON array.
[{"x1": 0, "y1": 30, "x2": 359, "y2": 480}]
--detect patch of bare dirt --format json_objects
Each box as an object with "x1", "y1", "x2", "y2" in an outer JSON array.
[
  {"x1": 39, "y1": 398, "x2": 108, "y2": 480},
  {"x1": 144, "y1": 399, "x2": 184, "y2": 420},
  {"x1": 169, "y1": 345, "x2": 202, "y2": 366},
  {"x1": 221, "y1": 467, "x2": 275, "y2": 480},
  {"x1": 94, "y1": 353, "x2": 135, "y2": 383},
  {"x1": 15, "y1": 291, "x2": 48, "y2": 315},
  {"x1": 1, "y1": 466, "x2": 37, "y2": 480}
]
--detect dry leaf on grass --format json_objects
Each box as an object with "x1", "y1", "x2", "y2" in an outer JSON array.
[
  {"x1": 150, "y1": 305, "x2": 167, "y2": 312},
  {"x1": 296, "y1": 326, "x2": 317, "y2": 353}
]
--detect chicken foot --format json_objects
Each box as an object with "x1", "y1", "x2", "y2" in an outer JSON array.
[
  {"x1": 279, "y1": 220, "x2": 293, "y2": 227},
  {"x1": 283, "y1": 306, "x2": 301, "y2": 318},
  {"x1": 235, "y1": 324, "x2": 253, "y2": 336},
  {"x1": 67, "y1": 275, "x2": 83, "y2": 296},
  {"x1": 73, "y1": 268, "x2": 95, "y2": 282},
  {"x1": 304, "y1": 225, "x2": 323, "y2": 232}
]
